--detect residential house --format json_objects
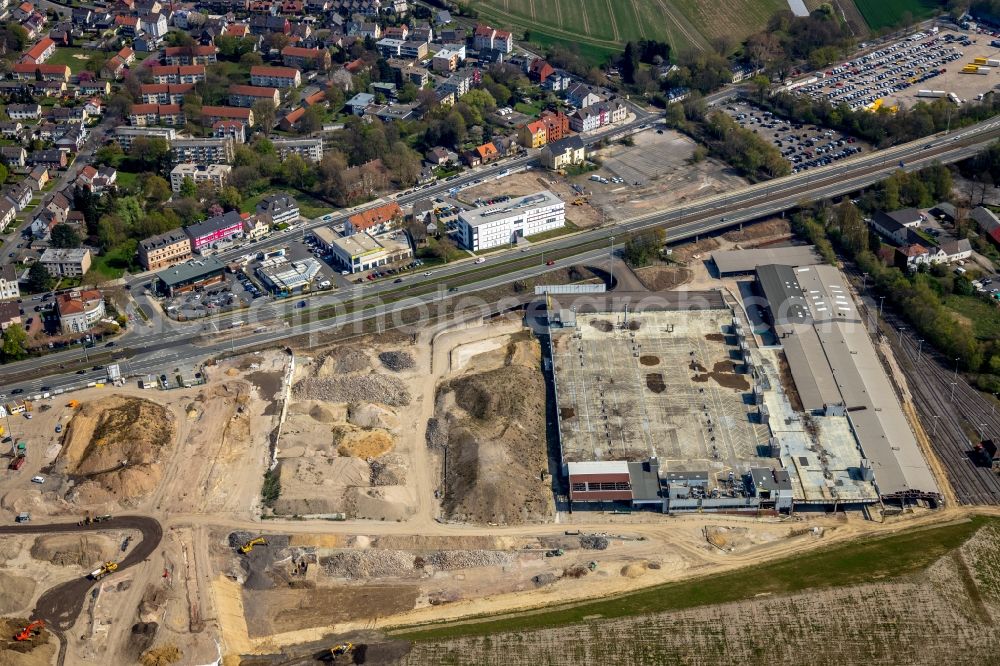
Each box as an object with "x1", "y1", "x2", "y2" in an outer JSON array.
[
  {"x1": 228, "y1": 84, "x2": 280, "y2": 108},
  {"x1": 871, "y1": 209, "x2": 925, "y2": 245},
  {"x1": 345, "y1": 201, "x2": 402, "y2": 236},
  {"x1": 150, "y1": 65, "x2": 206, "y2": 84},
  {"x1": 250, "y1": 65, "x2": 300, "y2": 88},
  {"x1": 929, "y1": 202, "x2": 958, "y2": 223},
  {"x1": 128, "y1": 103, "x2": 185, "y2": 127},
  {"x1": 0, "y1": 264, "x2": 20, "y2": 301},
  {"x1": 56, "y1": 288, "x2": 105, "y2": 333},
  {"x1": 201, "y1": 105, "x2": 254, "y2": 127},
  {"x1": 12, "y1": 62, "x2": 70, "y2": 81},
  {"x1": 894, "y1": 243, "x2": 931, "y2": 269},
  {"x1": 212, "y1": 120, "x2": 246, "y2": 144},
  {"x1": 183, "y1": 209, "x2": 244, "y2": 251},
  {"x1": 0, "y1": 146, "x2": 26, "y2": 168},
  {"x1": 0, "y1": 200, "x2": 17, "y2": 233},
  {"x1": 565, "y1": 83, "x2": 601, "y2": 109},
  {"x1": 255, "y1": 193, "x2": 299, "y2": 226},
  {"x1": 281, "y1": 45, "x2": 330, "y2": 70},
  {"x1": 163, "y1": 44, "x2": 218, "y2": 65},
  {"x1": 170, "y1": 137, "x2": 234, "y2": 165},
  {"x1": 7, "y1": 103, "x2": 41, "y2": 120},
  {"x1": 28, "y1": 149, "x2": 66, "y2": 169},
  {"x1": 439, "y1": 71, "x2": 472, "y2": 97},
  {"x1": 465, "y1": 141, "x2": 499, "y2": 167},
  {"x1": 472, "y1": 24, "x2": 512, "y2": 54},
  {"x1": 0, "y1": 123, "x2": 24, "y2": 141},
  {"x1": 278, "y1": 107, "x2": 305, "y2": 131},
  {"x1": 540, "y1": 110, "x2": 570, "y2": 142},
  {"x1": 271, "y1": 137, "x2": 323, "y2": 163},
  {"x1": 939, "y1": 238, "x2": 973, "y2": 262},
  {"x1": 243, "y1": 214, "x2": 271, "y2": 240},
  {"x1": 569, "y1": 99, "x2": 627, "y2": 133},
  {"x1": 519, "y1": 120, "x2": 547, "y2": 149},
  {"x1": 432, "y1": 44, "x2": 465, "y2": 72},
  {"x1": 400, "y1": 40, "x2": 428, "y2": 59},
  {"x1": 528, "y1": 58, "x2": 555, "y2": 83},
  {"x1": 76, "y1": 164, "x2": 117, "y2": 193},
  {"x1": 424, "y1": 146, "x2": 451, "y2": 166},
  {"x1": 140, "y1": 82, "x2": 194, "y2": 105},
  {"x1": 170, "y1": 163, "x2": 232, "y2": 192},
  {"x1": 40, "y1": 247, "x2": 91, "y2": 277},
  {"x1": 20, "y1": 37, "x2": 55, "y2": 64},
  {"x1": 0, "y1": 301, "x2": 23, "y2": 330},
  {"x1": 102, "y1": 56, "x2": 127, "y2": 79},
  {"x1": 4, "y1": 182, "x2": 33, "y2": 211},
  {"x1": 376, "y1": 37, "x2": 404, "y2": 58},
  {"x1": 25, "y1": 165, "x2": 48, "y2": 190},
  {"x1": 138, "y1": 228, "x2": 192, "y2": 270}
]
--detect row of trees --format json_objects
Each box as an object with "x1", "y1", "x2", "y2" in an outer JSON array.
[{"x1": 665, "y1": 103, "x2": 790, "y2": 180}]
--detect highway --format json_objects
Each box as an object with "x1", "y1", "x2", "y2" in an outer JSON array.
[{"x1": 4, "y1": 115, "x2": 1000, "y2": 394}]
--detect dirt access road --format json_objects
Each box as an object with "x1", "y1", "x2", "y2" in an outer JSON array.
[{"x1": 0, "y1": 516, "x2": 163, "y2": 631}]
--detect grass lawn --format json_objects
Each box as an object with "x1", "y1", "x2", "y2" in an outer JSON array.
[
  {"x1": 526, "y1": 219, "x2": 579, "y2": 242},
  {"x1": 91, "y1": 244, "x2": 139, "y2": 280},
  {"x1": 114, "y1": 170, "x2": 140, "y2": 191},
  {"x1": 854, "y1": 0, "x2": 943, "y2": 30},
  {"x1": 944, "y1": 294, "x2": 1000, "y2": 341},
  {"x1": 392, "y1": 516, "x2": 990, "y2": 642},
  {"x1": 514, "y1": 100, "x2": 544, "y2": 116},
  {"x1": 46, "y1": 47, "x2": 92, "y2": 74}
]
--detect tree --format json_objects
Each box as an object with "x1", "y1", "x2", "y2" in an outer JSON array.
[
  {"x1": 300, "y1": 104, "x2": 324, "y2": 134},
  {"x1": 0, "y1": 162, "x2": 7, "y2": 185},
  {"x1": 142, "y1": 175, "x2": 172, "y2": 203},
  {"x1": 128, "y1": 137, "x2": 170, "y2": 172},
  {"x1": 179, "y1": 176, "x2": 197, "y2": 199},
  {"x1": 621, "y1": 41, "x2": 639, "y2": 85},
  {"x1": 50, "y1": 223, "x2": 82, "y2": 249},
  {"x1": 252, "y1": 99, "x2": 277, "y2": 131},
  {"x1": 217, "y1": 186, "x2": 242, "y2": 211},
  {"x1": 1, "y1": 324, "x2": 28, "y2": 361},
  {"x1": 239, "y1": 52, "x2": 263, "y2": 67},
  {"x1": 26, "y1": 263, "x2": 53, "y2": 293},
  {"x1": 183, "y1": 92, "x2": 203, "y2": 128}
]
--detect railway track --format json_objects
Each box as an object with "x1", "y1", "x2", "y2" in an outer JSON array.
[{"x1": 877, "y1": 312, "x2": 1000, "y2": 505}]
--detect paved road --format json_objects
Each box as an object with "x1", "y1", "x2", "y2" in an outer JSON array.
[
  {"x1": 4, "y1": 117, "x2": 1000, "y2": 394},
  {"x1": 0, "y1": 516, "x2": 163, "y2": 630}
]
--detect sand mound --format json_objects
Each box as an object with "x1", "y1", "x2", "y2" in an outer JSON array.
[
  {"x1": 308, "y1": 403, "x2": 342, "y2": 423},
  {"x1": 58, "y1": 396, "x2": 175, "y2": 503},
  {"x1": 347, "y1": 402, "x2": 398, "y2": 430},
  {"x1": 317, "y1": 348, "x2": 369, "y2": 375},
  {"x1": 348, "y1": 485, "x2": 413, "y2": 521},
  {"x1": 30, "y1": 533, "x2": 117, "y2": 567},
  {"x1": 140, "y1": 645, "x2": 182, "y2": 666},
  {"x1": 621, "y1": 562, "x2": 648, "y2": 578},
  {"x1": 0, "y1": 571, "x2": 37, "y2": 614},
  {"x1": 335, "y1": 425, "x2": 394, "y2": 458}
]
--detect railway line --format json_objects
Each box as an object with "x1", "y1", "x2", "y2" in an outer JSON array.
[{"x1": 878, "y1": 311, "x2": 1000, "y2": 505}]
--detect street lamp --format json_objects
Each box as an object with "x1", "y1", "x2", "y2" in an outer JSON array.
[
  {"x1": 916, "y1": 338, "x2": 924, "y2": 362},
  {"x1": 950, "y1": 382, "x2": 958, "y2": 402},
  {"x1": 878, "y1": 296, "x2": 885, "y2": 318},
  {"x1": 609, "y1": 235, "x2": 615, "y2": 288},
  {"x1": 932, "y1": 415, "x2": 941, "y2": 438},
  {"x1": 861, "y1": 272, "x2": 868, "y2": 292},
  {"x1": 897, "y1": 326, "x2": 906, "y2": 345}
]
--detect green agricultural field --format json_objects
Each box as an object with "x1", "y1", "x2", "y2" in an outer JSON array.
[
  {"x1": 853, "y1": 0, "x2": 945, "y2": 30},
  {"x1": 468, "y1": 0, "x2": 787, "y2": 61}
]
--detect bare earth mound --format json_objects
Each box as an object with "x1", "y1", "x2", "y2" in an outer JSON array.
[
  {"x1": 58, "y1": 396, "x2": 175, "y2": 503},
  {"x1": 441, "y1": 362, "x2": 552, "y2": 524},
  {"x1": 334, "y1": 424, "x2": 395, "y2": 458},
  {"x1": 0, "y1": 571, "x2": 37, "y2": 614},
  {"x1": 30, "y1": 533, "x2": 118, "y2": 567},
  {"x1": 293, "y1": 374, "x2": 411, "y2": 407}
]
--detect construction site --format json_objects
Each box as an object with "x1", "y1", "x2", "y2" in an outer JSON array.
[{"x1": 0, "y1": 218, "x2": 978, "y2": 665}]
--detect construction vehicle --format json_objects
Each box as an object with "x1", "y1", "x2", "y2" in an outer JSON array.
[
  {"x1": 239, "y1": 536, "x2": 267, "y2": 554},
  {"x1": 545, "y1": 548, "x2": 565, "y2": 557},
  {"x1": 88, "y1": 561, "x2": 118, "y2": 580},
  {"x1": 14, "y1": 619, "x2": 44, "y2": 642},
  {"x1": 68, "y1": 399, "x2": 79, "y2": 408},
  {"x1": 331, "y1": 643, "x2": 354, "y2": 656},
  {"x1": 571, "y1": 197, "x2": 588, "y2": 206},
  {"x1": 588, "y1": 561, "x2": 598, "y2": 571},
  {"x1": 78, "y1": 514, "x2": 112, "y2": 526},
  {"x1": 9, "y1": 454, "x2": 25, "y2": 471}
]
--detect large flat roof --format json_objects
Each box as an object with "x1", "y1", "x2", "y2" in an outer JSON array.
[
  {"x1": 459, "y1": 190, "x2": 562, "y2": 228},
  {"x1": 757, "y1": 264, "x2": 810, "y2": 324},
  {"x1": 712, "y1": 246, "x2": 819, "y2": 274},
  {"x1": 156, "y1": 256, "x2": 226, "y2": 287}
]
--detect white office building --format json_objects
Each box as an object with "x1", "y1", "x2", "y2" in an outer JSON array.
[{"x1": 457, "y1": 190, "x2": 565, "y2": 251}]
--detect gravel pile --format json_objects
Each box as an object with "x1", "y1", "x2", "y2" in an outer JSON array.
[
  {"x1": 320, "y1": 550, "x2": 415, "y2": 578},
  {"x1": 370, "y1": 455, "x2": 407, "y2": 486},
  {"x1": 580, "y1": 535, "x2": 609, "y2": 550},
  {"x1": 425, "y1": 417, "x2": 448, "y2": 449},
  {"x1": 294, "y1": 374, "x2": 411, "y2": 407},
  {"x1": 426, "y1": 550, "x2": 515, "y2": 570},
  {"x1": 378, "y1": 350, "x2": 416, "y2": 372},
  {"x1": 531, "y1": 572, "x2": 558, "y2": 587},
  {"x1": 321, "y1": 348, "x2": 369, "y2": 374}
]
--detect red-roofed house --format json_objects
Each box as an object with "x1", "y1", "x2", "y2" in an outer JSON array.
[
  {"x1": 281, "y1": 45, "x2": 331, "y2": 70},
  {"x1": 345, "y1": 202, "x2": 403, "y2": 236},
  {"x1": 114, "y1": 15, "x2": 139, "y2": 36},
  {"x1": 228, "y1": 84, "x2": 280, "y2": 108},
  {"x1": 12, "y1": 62, "x2": 70, "y2": 82},
  {"x1": 102, "y1": 55, "x2": 127, "y2": 80},
  {"x1": 540, "y1": 110, "x2": 571, "y2": 142},
  {"x1": 21, "y1": 37, "x2": 55, "y2": 64},
  {"x1": 140, "y1": 82, "x2": 194, "y2": 105},
  {"x1": 250, "y1": 65, "x2": 301, "y2": 88},
  {"x1": 345, "y1": 58, "x2": 366, "y2": 74},
  {"x1": 202, "y1": 106, "x2": 255, "y2": 127},
  {"x1": 278, "y1": 106, "x2": 305, "y2": 131},
  {"x1": 164, "y1": 44, "x2": 219, "y2": 66},
  {"x1": 518, "y1": 120, "x2": 547, "y2": 148},
  {"x1": 472, "y1": 24, "x2": 512, "y2": 53},
  {"x1": 13, "y1": 2, "x2": 34, "y2": 22},
  {"x1": 117, "y1": 46, "x2": 135, "y2": 65},
  {"x1": 56, "y1": 288, "x2": 105, "y2": 334},
  {"x1": 528, "y1": 58, "x2": 555, "y2": 83},
  {"x1": 222, "y1": 23, "x2": 250, "y2": 38},
  {"x1": 151, "y1": 64, "x2": 206, "y2": 84}
]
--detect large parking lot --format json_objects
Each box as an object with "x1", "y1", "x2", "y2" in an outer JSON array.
[
  {"x1": 723, "y1": 102, "x2": 865, "y2": 174},
  {"x1": 791, "y1": 29, "x2": 1000, "y2": 111}
]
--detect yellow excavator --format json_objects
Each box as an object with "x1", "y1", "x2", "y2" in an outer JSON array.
[
  {"x1": 331, "y1": 642, "x2": 354, "y2": 657},
  {"x1": 239, "y1": 537, "x2": 267, "y2": 554}
]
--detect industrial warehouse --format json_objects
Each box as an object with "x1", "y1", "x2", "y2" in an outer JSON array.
[{"x1": 544, "y1": 266, "x2": 939, "y2": 515}]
